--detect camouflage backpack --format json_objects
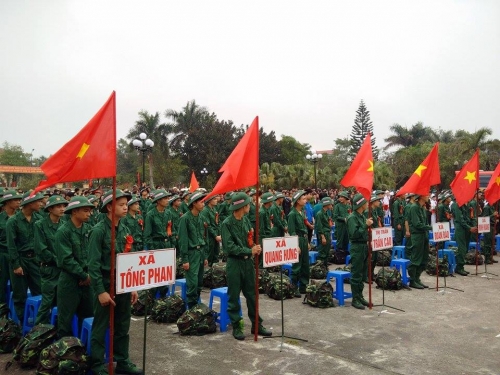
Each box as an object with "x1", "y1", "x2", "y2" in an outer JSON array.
[
  {"x1": 266, "y1": 274, "x2": 295, "y2": 300},
  {"x1": 150, "y1": 295, "x2": 186, "y2": 323},
  {"x1": 328, "y1": 249, "x2": 336, "y2": 264},
  {"x1": 36, "y1": 336, "x2": 88, "y2": 375},
  {"x1": 0, "y1": 316, "x2": 22, "y2": 354},
  {"x1": 465, "y1": 252, "x2": 484, "y2": 265},
  {"x1": 426, "y1": 254, "x2": 450, "y2": 276},
  {"x1": 258, "y1": 268, "x2": 272, "y2": 294},
  {"x1": 131, "y1": 289, "x2": 155, "y2": 316},
  {"x1": 5, "y1": 324, "x2": 57, "y2": 370},
  {"x1": 375, "y1": 250, "x2": 392, "y2": 266},
  {"x1": 310, "y1": 261, "x2": 328, "y2": 279},
  {"x1": 332, "y1": 249, "x2": 348, "y2": 265},
  {"x1": 203, "y1": 263, "x2": 227, "y2": 289},
  {"x1": 335, "y1": 265, "x2": 351, "y2": 283},
  {"x1": 375, "y1": 267, "x2": 403, "y2": 290},
  {"x1": 0, "y1": 303, "x2": 9, "y2": 318},
  {"x1": 303, "y1": 281, "x2": 335, "y2": 308},
  {"x1": 176, "y1": 257, "x2": 185, "y2": 279},
  {"x1": 176, "y1": 303, "x2": 217, "y2": 336}
]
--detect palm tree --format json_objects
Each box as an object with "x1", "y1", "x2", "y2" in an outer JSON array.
[
  {"x1": 384, "y1": 122, "x2": 437, "y2": 150},
  {"x1": 456, "y1": 127, "x2": 492, "y2": 151}
]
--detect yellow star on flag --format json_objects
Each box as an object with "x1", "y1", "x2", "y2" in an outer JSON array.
[
  {"x1": 367, "y1": 160, "x2": 374, "y2": 172},
  {"x1": 77, "y1": 143, "x2": 90, "y2": 159},
  {"x1": 463, "y1": 171, "x2": 476, "y2": 184},
  {"x1": 414, "y1": 164, "x2": 427, "y2": 177},
  {"x1": 495, "y1": 176, "x2": 500, "y2": 186}
]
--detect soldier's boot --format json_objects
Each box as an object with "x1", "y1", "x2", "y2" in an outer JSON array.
[
  {"x1": 351, "y1": 285, "x2": 365, "y2": 310},
  {"x1": 251, "y1": 323, "x2": 272, "y2": 337},
  {"x1": 358, "y1": 294, "x2": 370, "y2": 307},
  {"x1": 292, "y1": 281, "x2": 301, "y2": 298},
  {"x1": 409, "y1": 266, "x2": 424, "y2": 289},
  {"x1": 115, "y1": 361, "x2": 144, "y2": 375},
  {"x1": 455, "y1": 267, "x2": 468, "y2": 276},
  {"x1": 417, "y1": 266, "x2": 429, "y2": 288},
  {"x1": 232, "y1": 320, "x2": 245, "y2": 341}
]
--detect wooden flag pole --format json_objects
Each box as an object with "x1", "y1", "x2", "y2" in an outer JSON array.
[
  {"x1": 368, "y1": 203, "x2": 372, "y2": 309},
  {"x1": 108, "y1": 177, "x2": 117, "y2": 375},
  {"x1": 254, "y1": 120, "x2": 260, "y2": 342}
]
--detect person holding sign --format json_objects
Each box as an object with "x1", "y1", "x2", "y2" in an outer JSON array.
[
  {"x1": 366, "y1": 195, "x2": 383, "y2": 283},
  {"x1": 314, "y1": 197, "x2": 334, "y2": 266},
  {"x1": 408, "y1": 194, "x2": 432, "y2": 288},
  {"x1": 288, "y1": 190, "x2": 310, "y2": 298},
  {"x1": 347, "y1": 193, "x2": 372, "y2": 310},
  {"x1": 88, "y1": 189, "x2": 143, "y2": 375},
  {"x1": 450, "y1": 199, "x2": 478, "y2": 276},
  {"x1": 178, "y1": 192, "x2": 208, "y2": 309},
  {"x1": 221, "y1": 192, "x2": 272, "y2": 340}
]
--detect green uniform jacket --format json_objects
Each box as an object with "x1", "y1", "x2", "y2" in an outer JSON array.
[
  {"x1": 55, "y1": 219, "x2": 92, "y2": 281},
  {"x1": 139, "y1": 198, "x2": 151, "y2": 215},
  {"x1": 450, "y1": 202, "x2": 470, "y2": 231},
  {"x1": 314, "y1": 209, "x2": 332, "y2": 238},
  {"x1": 88, "y1": 217, "x2": 131, "y2": 295},
  {"x1": 179, "y1": 202, "x2": 189, "y2": 215},
  {"x1": 270, "y1": 203, "x2": 287, "y2": 237},
  {"x1": 408, "y1": 204, "x2": 431, "y2": 233},
  {"x1": 248, "y1": 203, "x2": 256, "y2": 229},
  {"x1": 466, "y1": 199, "x2": 479, "y2": 226},
  {"x1": 34, "y1": 216, "x2": 62, "y2": 264},
  {"x1": 6, "y1": 211, "x2": 39, "y2": 269},
  {"x1": 392, "y1": 199, "x2": 405, "y2": 226},
  {"x1": 333, "y1": 202, "x2": 350, "y2": 226},
  {"x1": 201, "y1": 206, "x2": 220, "y2": 241},
  {"x1": 144, "y1": 207, "x2": 173, "y2": 250},
  {"x1": 259, "y1": 205, "x2": 272, "y2": 241},
  {"x1": 178, "y1": 211, "x2": 207, "y2": 262},
  {"x1": 347, "y1": 211, "x2": 368, "y2": 243},
  {"x1": 0, "y1": 211, "x2": 12, "y2": 253},
  {"x1": 168, "y1": 206, "x2": 182, "y2": 237},
  {"x1": 123, "y1": 213, "x2": 144, "y2": 251},
  {"x1": 287, "y1": 208, "x2": 308, "y2": 244},
  {"x1": 221, "y1": 215, "x2": 253, "y2": 258}
]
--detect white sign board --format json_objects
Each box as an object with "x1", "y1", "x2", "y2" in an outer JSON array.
[
  {"x1": 432, "y1": 222, "x2": 451, "y2": 242},
  {"x1": 262, "y1": 236, "x2": 300, "y2": 267},
  {"x1": 116, "y1": 249, "x2": 176, "y2": 294},
  {"x1": 478, "y1": 217, "x2": 490, "y2": 234},
  {"x1": 371, "y1": 227, "x2": 393, "y2": 251}
]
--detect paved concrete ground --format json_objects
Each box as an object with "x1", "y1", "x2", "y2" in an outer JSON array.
[{"x1": 1, "y1": 262, "x2": 499, "y2": 375}]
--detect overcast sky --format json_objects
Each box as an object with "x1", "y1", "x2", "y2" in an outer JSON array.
[{"x1": 1, "y1": 0, "x2": 499, "y2": 161}]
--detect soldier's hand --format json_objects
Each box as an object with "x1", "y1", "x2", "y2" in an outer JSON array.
[
  {"x1": 366, "y1": 218, "x2": 373, "y2": 227},
  {"x1": 321, "y1": 237, "x2": 327, "y2": 245},
  {"x1": 79, "y1": 275, "x2": 91, "y2": 286},
  {"x1": 251, "y1": 245, "x2": 262, "y2": 256},
  {"x1": 13, "y1": 267, "x2": 24, "y2": 276},
  {"x1": 98, "y1": 292, "x2": 116, "y2": 307},
  {"x1": 215, "y1": 236, "x2": 222, "y2": 242},
  {"x1": 131, "y1": 291, "x2": 138, "y2": 305},
  {"x1": 204, "y1": 259, "x2": 208, "y2": 267},
  {"x1": 182, "y1": 262, "x2": 190, "y2": 271},
  {"x1": 470, "y1": 226, "x2": 478, "y2": 233},
  {"x1": 405, "y1": 231, "x2": 411, "y2": 237},
  {"x1": 397, "y1": 224, "x2": 401, "y2": 230}
]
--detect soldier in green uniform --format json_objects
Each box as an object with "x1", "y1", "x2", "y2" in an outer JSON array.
[
  {"x1": 0, "y1": 190, "x2": 22, "y2": 304},
  {"x1": 178, "y1": 192, "x2": 208, "y2": 308},
  {"x1": 88, "y1": 195, "x2": 100, "y2": 227},
  {"x1": 221, "y1": 192, "x2": 272, "y2": 340},
  {"x1": 437, "y1": 194, "x2": 452, "y2": 223},
  {"x1": 139, "y1": 187, "x2": 151, "y2": 215},
  {"x1": 333, "y1": 191, "x2": 350, "y2": 252},
  {"x1": 407, "y1": 194, "x2": 432, "y2": 288},
  {"x1": 168, "y1": 194, "x2": 183, "y2": 254},
  {"x1": 34, "y1": 195, "x2": 68, "y2": 324},
  {"x1": 270, "y1": 192, "x2": 288, "y2": 238},
  {"x1": 200, "y1": 195, "x2": 221, "y2": 266},
  {"x1": 55, "y1": 196, "x2": 95, "y2": 338},
  {"x1": 404, "y1": 193, "x2": 417, "y2": 259},
  {"x1": 123, "y1": 196, "x2": 144, "y2": 252},
  {"x1": 347, "y1": 194, "x2": 373, "y2": 309},
  {"x1": 179, "y1": 191, "x2": 191, "y2": 216},
  {"x1": 367, "y1": 195, "x2": 383, "y2": 282},
  {"x1": 287, "y1": 190, "x2": 310, "y2": 297},
  {"x1": 7, "y1": 191, "x2": 44, "y2": 319},
  {"x1": 392, "y1": 194, "x2": 405, "y2": 246},
  {"x1": 314, "y1": 197, "x2": 334, "y2": 266},
  {"x1": 258, "y1": 192, "x2": 276, "y2": 265},
  {"x1": 481, "y1": 199, "x2": 498, "y2": 264},
  {"x1": 88, "y1": 189, "x2": 143, "y2": 375},
  {"x1": 218, "y1": 192, "x2": 232, "y2": 224},
  {"x1": 450, "y1": 199, "x2": 478, "y2": 276}
]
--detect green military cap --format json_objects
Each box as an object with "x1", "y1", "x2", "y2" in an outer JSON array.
[
  {"x1": 0, "y1": 187, "x2": 5, "y2": 197},
  {"x1": 247, "y1": 189, "x2": 256, "y2": 197},
  {"x1": 337, "y1": 191, "x2": 350, "y2": 199},
  {"x1": 43, "y1": 189, "x2": 51, "y2": 197},
  {"x1": 405, "y1": 193, "x2": 416, "y2": 198},
  {"x1": 169, "y1": 194, "x2": 181, "y2": 206},
  {"x1": 370, "y1": 194, "x2": 382, "y2": 203},
  {"x1": 260, "y1": 192, "x2": 276, "y2": 204},
  {"x1": 321, "y1": 197, "x2": 334, "y2": 206},
  {"x1": 87, "y1": 194, "x2": 97, "y2": 203},
  {"x1": 44, "y1": 195, "x2": 68, "y2": 212},
  {"x1": 188, "y1": 191, "x2": 207, "y2": 207},
  {"x1": 151, "y1": 189, "x2": 170, "y2": 203},
  {"x1": 229, "y1": 192, "x2": 251, "y2": 211},
  {"x1": 0, "y1": 189, "x2": 22, "y2": 204},
  {"x1": 20, "y1": 190, "x2": 44, "y2": 207},
  {"x1": 128, "y1": 196, "x2": 140, "y2": 206},
  {"x1": 275, "y1": 192, "x2": 285, "y2": 199},
  {"x1": 100, "y1": 189, "x2": 132, "y2": 212},
  {"x1": 203, "y1": 194, "x2": 217, "y2": 204},
  {"x1": 291, "y1": 190, "x2": 306, "y2": 206},
  {"x1": 65, "y1": 196, "x2": 95, "y2": 213},
  {"x1": 374, "y1": 189, "x2": 384, "y2": 195},
  {"x1": 224, "y1": 191, "x2": 233, "y2": 200},
  {"x1": 352, "y1": 193, "x2": 368, "y2": 210}
]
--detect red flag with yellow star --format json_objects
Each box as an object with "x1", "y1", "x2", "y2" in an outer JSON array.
[
  {"x1": 33, "y1": 92, "x2": 116, "y2": 194},
  {"x1": 450, "y1": 149, "x2": 479, "y2": 207},
  {"x1": 189, "y1": 171, "x2": 200, "y2": 192},
  {"x1": 484, "y1": 161, "x2": 500, "y2": 205},
  {"x1": 340, "y1": 133, "x2": 374, "y2": 201},
  {"x1": 396, "y1": 143, "x2": 441, "y2": 197}
]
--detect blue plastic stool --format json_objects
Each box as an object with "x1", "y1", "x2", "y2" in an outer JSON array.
[
  {"x1": 468, "y1": 242, "x2": 480, "y2": 252},
  {"x1": 438, "y1": 249, "x2": 457, "y2": 274},
  {"x1": 390, "y1": 259, "x2": 410, "y2": 286},
  {"x1": 402, "y1": 237, "x2": 406, "y2": 246},
  {"x1": 326, "y1": 271, "x2": 352, "y2": 306},
  {"x1": 155, "y1": 286, "x2": 171, "y2": 299},
  {"x1": 384, "y1": 217, "x2": 391, "y2": 226},
  {"x1": 5, "y1": 280, "x2": 11, "y2": 308},
  {"x1": 309, "y1": 251, "x2": 319, "y2": 264},
  {"x1": 22, "y1": 295, "x2": 42, "y2": 335},
  {"x1": 311, "y1": 237, "x2": 317, "y2": 247},
  {"x1": 496, "y1": 235, "x2": 500, "y2": 251},
  {"x1": 9, "y1": 290, "x2": 31, "y2": 324},
  {"x1": 50, "y1": 307, "x2": 79, "y2": 336},
  {"x1": 331, "y1": 240, "x2": 337, "y2": 250},
  {"x1": 444, "y1": 241, "x2": 457, "y2": 249},
  {"x1": 391, "y1": 246, "x2": 406, "y2": 260},
  {"x1": 174, "y1": 279, "x2": 187, "y2": 300},
  {"x1": 428, "y1": 231, "x2": 433, "y2": 240},
  {"x1": 208, "y1": 287, "x2": 241, "y2": 332},
  {"x1": 345, "y1": 255, "x2": 351, "y2": 265},
  {"x1": 282, "y1": 263, "x2": 293, "y2": 275},
  {"x1": 80, "y1": 317, "x2": 110, "y2": 361}
]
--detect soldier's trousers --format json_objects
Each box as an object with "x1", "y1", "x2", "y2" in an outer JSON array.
[
  {"x1": 482, "y1": 232, "x2": 493, "y2": 260},
  {"x1": 91, "y1": 289, "x2": 132, "y2": 371},
  {"x1": 35, "y1": 265, "x2": 60, "y2": 324},
  {"x1": 185, "y1": 249, "x2": 204, "y2": 308},
  {"x1": 9, "y1": 255, "x2": 41, "y2": 319},
  {"x1": 409, "y1": 233, "x2": 429, "y2": 267},
  {"x1": 291, "y1": 237, "x2": 310, "y2": 292},
  {"x1": 350, "y1": 243, "x2": 368, "y2": 296},
  {"x1": 316, "y1": 240, "x2": 330, "y2": 265},
  {"x1": 393, "y1": 224, "x2": 404, "y2": 246},
  {"x1": 57, "y1": 272, "x2": 93, "y2": 338},
  {"x1": 226, "y1": 257, "x2": 262, "y2": 325},
  {"x1": 207, "y1": 239, "x2": 219, "y2": 266},
  {"x1": 335, "y1": 224, "x2": 348, "y2": 250},
  {"x1": 454, "y1": 227, "x2": 469, "y2": 269},
  {"x1": 0, "y1": 252, "x2": 9, "y2": 304}
]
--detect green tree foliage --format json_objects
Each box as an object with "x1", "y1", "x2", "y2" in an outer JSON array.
[
  {"x1": 117, "y1": 138, "x2": 138, "y2": 185},
  {"x1": 278, "y1": 135, "x2": 310, "y2": 165},
  {"x1": 383, "y1": 122, "x2": 437, "y2": 150},
  {"x1": 350, "y1": 100, "x2": 378, "y2": 160},
  {"x1": 0, "y1": 142, "x2": 31, "y2": 187}
]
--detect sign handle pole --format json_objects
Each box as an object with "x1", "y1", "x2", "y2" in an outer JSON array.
[{"x1": 142, "y1": 296, "x2": 148, "y2": 374}]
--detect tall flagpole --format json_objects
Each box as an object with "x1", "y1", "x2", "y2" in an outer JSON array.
[
  {"x1": 368, "y1": 203, "x2": 373, "y2": 309},
  {"x1": 254, "y1": 117, "x2": 260, "y2": 342}
]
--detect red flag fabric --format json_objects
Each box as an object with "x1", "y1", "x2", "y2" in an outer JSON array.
[
  {"x1": 34, "y1": 92, "x2": 116, "y2": 194},
  {"x1": 340, "y1": 134, "x2": 374, "y2": 201},
  {"x1": 450, "y1": 150, "x2": 479, "y2": 207},
  {"x1": 397, "y1": 143, "x2": 441, "y2": 197},
  {"x1": 189, "y1": 171, "x2": 200, "y2": 192},
  {"x1": 484, "y1": 161, "x2": 500, "y2": 205},
  {"x1": 205, "y1": 117, "x2": 259, "y2": 200}
]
